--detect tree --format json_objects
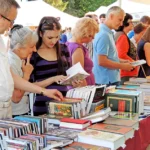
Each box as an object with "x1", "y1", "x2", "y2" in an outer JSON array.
[
  {"x1": 64, "y1": 0, "x2": 117, "y2": 17},
  {"x1": 44, "y1": 0, "x2": 68, "y2": 11}
]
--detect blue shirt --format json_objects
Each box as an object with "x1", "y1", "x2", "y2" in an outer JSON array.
[
  {"x1": 128, "y1": 30, "x2": 134, "y2": 39},
  {"x1": 93, "y1": 24, "x2": 120, "y2": 84}
]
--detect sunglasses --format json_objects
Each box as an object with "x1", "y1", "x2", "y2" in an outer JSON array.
[{"x1": 0, "y1": 14, "x2": 14, "y2": 24}]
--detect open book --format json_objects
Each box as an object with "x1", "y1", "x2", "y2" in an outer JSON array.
[
  {"x1": 131, "y1": 59, "x2": 146, "y2": 67},
  {"x1": 60, "y1": 62, "x2": 90, "y2": 85}
]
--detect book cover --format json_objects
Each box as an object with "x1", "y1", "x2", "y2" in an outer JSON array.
[
  {"x1": 109, "y1": 111, "x2": 139, "y2": 120},
  {"x1": 78, "y1": 129, "x2": 125, "y2": 150},
  {"x1": 63, "y1": 141, "x2": 110, "y2": 150},
  {"x1": 105, "y1": 94, "x2": 137, "y2": 113},
  {"x1": 49, "y1": 102, "x2": 74, "y2": 117},
  {"x1": 59, "y1": 62, "x2": 89, "y2": 85},
  {"x1": 45, "y1": 128, "x2": 80, "y2": 140},
  {"x1": 104, "y1": 117, "x2": 139, "y2": 130},
  {"x1": 88, "y1": 123, "x2": 134, "y2": 140}
]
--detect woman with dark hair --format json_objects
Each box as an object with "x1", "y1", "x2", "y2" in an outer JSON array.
[
  {"x1": 114, "y1": 13, "x2": 137, "y2": 84},
  {"x1": 30, "y1": 17, "x2": 74, "y2": 116}
]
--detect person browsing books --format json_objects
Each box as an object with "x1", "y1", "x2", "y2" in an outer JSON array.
[
  {"x1": 30, "y1": 17, "x2": 81, "y2": 116},
  {"x1": 66, "y1": 17, "x2": 99, "y2": 86},
  {"x1": 0, "y1": 0, "x2": 63, "y2": 119},
  {"x1": 8, "y1": 24, "x2": 38, "y2": 117},
  {"x1": 93, "y1": 6, "x2": 134, "y2": 86},
  {"x1": 114, "y1": 13, "x2": 138, "y2": 84}
]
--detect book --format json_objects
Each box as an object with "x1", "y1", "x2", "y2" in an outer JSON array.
[
  {"x1": 44, "y1": 128, "x2": 80, "y2": 140},
  {"x1": 130, "y1": 59, "x2": 146, "y2": 67},
  {"x1": 116, "y1": 85, "x2": 140, "y2": 91},
  {"x1": 88, "y1": 123, "x2": 134, "y2": 140},
  {"x1": 129, "y1": 77, "x2": 147, "y2": 83},
  {"x1": 104, "y1": 117, "x2": 139, "y2": 130},
  {"x1": 109, "y1": 111, "x2": 139, "y2": 120},
  {"x1": 48, "y1": 102, "x2": 74, "y2": 117},
  {"x1": 105, "y1": 90, "x2": 143, "y2": 114},
  {"x1": 78, "y1": 129, "x2": 125, "y2": 150},
  {"x1": 63, "y1": 141, "x2": 111, "y2": 150},
  {"x1": 59, "y1": 62, "x2": 90, "y2": 85},
  {"x1": 60, "y1": 118, "x2": 91, "y2": 130},
  {"x1": 82, "y1": 113, "x2": 109, "y2": 124}
]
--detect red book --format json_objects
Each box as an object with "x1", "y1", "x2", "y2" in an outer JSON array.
[{"x1": 60, "y1": 118, "x2": 91, "y2": 130}]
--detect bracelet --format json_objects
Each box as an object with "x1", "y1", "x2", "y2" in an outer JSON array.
[{"x1": 40, "y1": 88, "x2": 45, "y2": 96}]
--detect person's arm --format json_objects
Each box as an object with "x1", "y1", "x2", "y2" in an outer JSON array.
[
  {"x1": 11, "y1": 70, "x2": 64, "y2": 101},
  {"x1": 98, "y1": 55, "x2": 133, "y2": 71},
  {"x1": 71, "y1": 47, "x2": 87, "y2": 86},
  {"x1": 116, "y1": 35, "x2": 133, "y2": 61},
  {"x1": 33, "y1": 75, "x2": 67, "y2": 87},
  {"x1": 144, "y1": 43, "x2": 150, "y2": 66},
  {"x1": 96, "y1": 34, "x2": 133, "y2": 71}
]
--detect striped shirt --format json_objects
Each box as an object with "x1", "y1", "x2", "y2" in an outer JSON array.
[{"x1": 30, "y1": 46, "x2": 71, "y2": 116}]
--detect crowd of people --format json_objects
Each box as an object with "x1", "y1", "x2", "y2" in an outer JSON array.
[{"x1": 0, "y1": 0, "x2": 150, "y2": 119}]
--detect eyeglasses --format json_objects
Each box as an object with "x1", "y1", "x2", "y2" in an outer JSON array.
[{"x1": 0, "y1": 14, "x2": 14, "y2": 25}]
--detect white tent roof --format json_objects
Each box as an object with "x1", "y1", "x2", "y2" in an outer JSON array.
[
  {"x1": 15, "y1": 0, "x2": 78, "y2": 28},
  {"x1": 95, "y1": 0, "x2": 150, "y2": 20}
]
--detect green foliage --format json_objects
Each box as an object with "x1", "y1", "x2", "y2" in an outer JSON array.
[
  {"x1": 64, "y1": 0, "x2": 117, "y2": 17},
  {"x1": 44, "y1": 0, "x2": 68, "y2": 11}
]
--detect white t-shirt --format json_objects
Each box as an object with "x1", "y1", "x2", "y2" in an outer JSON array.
[
  {"x1": 8, "y1": 50, "x2": 29, "y2": 115},
  {"x1": 0, "y1": 36, "x2": 14, "y2": 102}
]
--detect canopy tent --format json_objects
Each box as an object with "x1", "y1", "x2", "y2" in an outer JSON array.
[
  {"x1": 15, "y1": 0, "x2": 78, "y2": 28},
  {"x1": 95, "y1": 0, "x2": 150, "y2": 20}
]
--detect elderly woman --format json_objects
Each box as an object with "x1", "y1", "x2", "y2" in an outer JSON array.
[
  {"x1": 8, "y1": 24, "x2": 38, "y2": 117},
  {"x1": 138, "y1": 27, "x2": 150, "y2": 77},
  {"x1": 66, "y1": 17, "x2": 99, "y2": 86}
]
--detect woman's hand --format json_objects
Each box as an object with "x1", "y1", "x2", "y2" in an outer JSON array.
[
  {"x1": 53, "y1": 75, "x2": 67, "y2": 84},
  {"x1": 43, "y1": 89, "x2": 64, "y2": 101},
  {"x1": 22, "y1": 56, "x2": 33, "y2": 77}
]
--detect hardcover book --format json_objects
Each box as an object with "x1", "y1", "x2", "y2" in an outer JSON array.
[
  {"x1": 88, "y1": 123, "x2": 134, "y2": 140},
  {"x1": 104, "y1": 117, "x2": 139, "y2": 130},
  {"x1": 78, "y1": 129, "x2": 125, "y2": 150},
  {"x1": 60, "y1": 118, "x2": 91, "y2": 130},
  {"x1": 63, "y1": 141, "x2": 110, "y2": 150}
]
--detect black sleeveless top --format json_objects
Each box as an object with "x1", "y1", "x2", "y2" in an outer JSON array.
[{"x1": 137, "y1": 40, "x2": 150, "y2": 78}]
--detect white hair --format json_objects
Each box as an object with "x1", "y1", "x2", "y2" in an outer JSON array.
[
  {"x1": 106, "y1": 6, "x2": 124, "y2": 18},
  {"x1": 9, "y1": 26, "x2": 38, "y2": 50}
]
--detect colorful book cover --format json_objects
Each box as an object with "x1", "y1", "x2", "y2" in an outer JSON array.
[
  {"x1": 105, "y1": 94, "x2": 137, "y2": 113},
  {"x1": 88, "y1": 123, "x2": 133, "y2": 135},
  {"x1": 60, "y1": 118, "x2": 90, "y2": 124},
  {"x1": 49, "y1": 103, "x2": 73, "y2": 117}
]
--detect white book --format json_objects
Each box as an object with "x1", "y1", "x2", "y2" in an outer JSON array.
[
  {"x1": 130, "y1": 59, "x2": 146, "y2": 67},
  {"x1": 78, "y1": 129, "x2": 125, "y2": 150},
  {"x1": 83, "y1": 113, "x2": 109, "y2": 124},
  {"x1": 60, "y1": 62, "x2": 90, "y2": 85},
  {"x1": 82, "y1": 107, "x2": 111, "y2": 119},
  {"x1": 129, "y1": 77, "x2": 147, "y2": 83}
]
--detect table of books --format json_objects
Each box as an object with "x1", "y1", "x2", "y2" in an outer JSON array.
[{"x1": 118, "y1": 116, "x2": 150, "y2": 150}]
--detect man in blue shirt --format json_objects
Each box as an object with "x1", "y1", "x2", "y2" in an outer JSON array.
[{"x1": 93, "y1": 6, "x2": 133, "y2": 86}]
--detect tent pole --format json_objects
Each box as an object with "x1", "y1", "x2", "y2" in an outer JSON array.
[{"x1": 118, "y1": 0, "x2": 122, "y2": 7}]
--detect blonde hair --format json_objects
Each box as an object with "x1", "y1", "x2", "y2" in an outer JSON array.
[
  {"x1": 72, "y1": 17, "x2": 99, "y2": 39},
  {"x1": 141, "y1": 26, "x2": 150, "y2": 42}
]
